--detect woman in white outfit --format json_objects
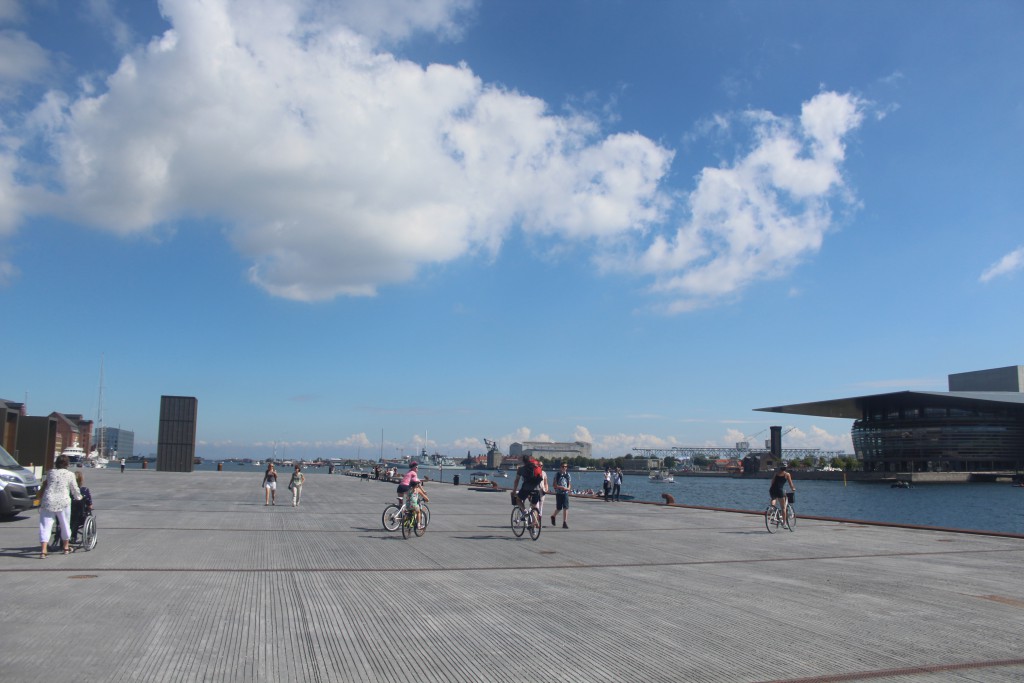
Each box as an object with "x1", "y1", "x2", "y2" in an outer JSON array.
[
  {"x1": 289, "y1": 464, "x2": 305, "y2": 507},
  {"x1": 39, "y1": 454, "x2": 83, "y2": 558}
]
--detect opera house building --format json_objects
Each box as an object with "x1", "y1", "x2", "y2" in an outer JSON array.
[{"x1": 757, "y1": 366, "x2": 1024, "y2": 474}]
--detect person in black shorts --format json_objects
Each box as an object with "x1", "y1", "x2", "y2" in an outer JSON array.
[
  {"x1": 512, "y1": 455, "x2": 543, "y2": 518},
  {"x1": 551, "y1": 462, "x2": 571, "y2": 528},
  {"x1": 769, "y1": 462, "x2": 795, "y2": 519}
]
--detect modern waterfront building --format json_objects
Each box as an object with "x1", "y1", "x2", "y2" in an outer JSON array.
[
  {"x1": 94, "y1": 427, "x2": 135, "y2": 460},
  {"x1": 757, "y1": 366, "x2": 1024, "y2": 473}
]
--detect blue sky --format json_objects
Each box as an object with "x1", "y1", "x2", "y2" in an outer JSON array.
[{"x1": 1, "y1": 0, "x2": 1021, "y2": 460}]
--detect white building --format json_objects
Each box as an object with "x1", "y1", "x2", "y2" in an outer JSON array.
[{"x1": 510, "y1": 441, "x2": 592, "y2": 461}]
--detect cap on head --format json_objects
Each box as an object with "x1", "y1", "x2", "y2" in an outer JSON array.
[{"x1": 409, "y1": 462, "x2": 418, "y2": 469}]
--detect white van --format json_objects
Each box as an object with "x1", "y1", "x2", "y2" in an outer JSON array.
[{"x1": 0, "y1": 445, "x2": 41, "y2": 518}]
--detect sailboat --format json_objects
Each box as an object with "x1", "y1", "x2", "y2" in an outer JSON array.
[{"x1": 89, "y1": 356, "x2": 109, "y2": 468}]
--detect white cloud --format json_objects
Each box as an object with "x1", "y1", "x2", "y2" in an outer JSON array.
[
  {"x1": 0, "y1": 255, "x2": 16, "y2": 285},
  {"x1": 979, "y1": 246, "x2": 1024, "y2": 283},
  {"x1": 780, "y1": 426, "x2": 853, "y2": 452},
  {"x1": 312, "y1": 0, "x2": 475, "y2": 44},
  {"x1": 84, "y1": 0, "x2": 136, "y2": 50},
  {"x1": 0, "y1": 1, "x2": 23, "y2": 24},
  {"x1": 14, "y1": 0, "x2": 670, "y2": 301},
  {"x1": 0, "y1": 1, "x2": 866, "y2": 312},
  {"x1": 622, "y1": 91, "x2": 865, "y2": 313},
  {"x1": 0, "y1": 29, "x2": 50, "y2": 96}
]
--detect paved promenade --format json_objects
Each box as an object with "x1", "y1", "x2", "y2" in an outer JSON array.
[{"x1": 1, "y1": 469, "x2": 1022, "y2": 683}]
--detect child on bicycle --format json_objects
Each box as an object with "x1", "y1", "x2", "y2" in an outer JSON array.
[
  {"x1": 408, "y1": 480, "x2": 429, "y2": 528},
  {"x1": 70, "y1": 471, "x2": 93, "y2": 544}
]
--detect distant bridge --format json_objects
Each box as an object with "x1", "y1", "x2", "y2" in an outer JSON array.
[{"x1": 631, "y1": 447, "x2": 846, "y2": 460}]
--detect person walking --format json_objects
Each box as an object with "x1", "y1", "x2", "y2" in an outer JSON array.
[
  {"x1": 551, "y1": 462, "x2": 571, "y2": 528},
  {"x1": 38, "y1": 454, "x2": 83, "y2": 558},
  {"x1": 612, "y1": 467, "x2": 623, "y2": 501},
  {"x1": 262, "y1": 462, "x2": 278, "y2": 505},
  {"x1": 120, "y1": 457, "x2": 125, "y2": 473},
  {"x1": 288, "y1": 463, "x2": 305, "y2": 507}
]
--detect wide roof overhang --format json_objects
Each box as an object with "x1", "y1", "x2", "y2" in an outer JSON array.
[{"x1": 756, "y1": 391, "x2": 1024, "y2": 420}]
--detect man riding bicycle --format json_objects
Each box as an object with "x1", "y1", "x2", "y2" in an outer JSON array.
[{"x1": 512, "y1": 455, "x2": 545, "y2": 524}]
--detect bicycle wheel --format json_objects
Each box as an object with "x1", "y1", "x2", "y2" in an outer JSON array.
[
  {"x1": 785, "y1": 505, "x2": 796, "y2": 531},
  {"x1": 400, "y1": 511, "x2": 412, "y2": 539},
  {"x1": 511, "y1": 507, "x2": 526, "y2": 537},
  {"x1": 81, "y1": 515, "x2": 98, "y2": 551},
  {"x1": 527, "y1": 509, "x2": 541, "y2": 541},
  {"x1": 382, "y1": 504, "x2": 401, "y2": 532},
  {"x1": 420, "y1": 503, "x2": 430, "y2": 528},
  {"x1": 764, "y1": 506, "x2": 776, "y2": 534},
  {"x1": 414, "y1": 511, "x2": 426, "y2": 537}
]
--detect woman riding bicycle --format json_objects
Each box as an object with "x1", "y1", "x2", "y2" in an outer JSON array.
[
  {"x1": 769, "y1": 462, "x2": 795, "y2": 519},
  {"x1": 396, "y1": 462, "x2": 421, "y2": 500}
]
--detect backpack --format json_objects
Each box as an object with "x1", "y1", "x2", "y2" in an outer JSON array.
[{"x1": 529, "y1": 461, "x2": 543, "y2": 481}]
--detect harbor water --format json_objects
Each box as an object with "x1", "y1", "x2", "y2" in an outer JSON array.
[{"x1": 189, "y1": 461, "x2": 1023, "y2": 534}]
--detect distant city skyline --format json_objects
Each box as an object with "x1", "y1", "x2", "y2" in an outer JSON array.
[{"x1": 1, "y1": 1, "x2": 1021, "y2": 460}]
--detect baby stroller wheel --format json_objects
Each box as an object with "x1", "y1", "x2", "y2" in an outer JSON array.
[{"x1": 81, "y1": 515, "x2": 98, "y2": 551}]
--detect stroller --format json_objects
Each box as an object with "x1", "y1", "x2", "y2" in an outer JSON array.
[{"x1": 47, "y1": 501, "x2": 98, "y2": 553}]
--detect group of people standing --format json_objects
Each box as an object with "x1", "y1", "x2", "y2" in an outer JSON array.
[
  {"x1": 261, "y1": 462, "x2": 305, "y2": 507},
  {"x1": 602, "y1": 466, "x2": 624, "y2": 501}
]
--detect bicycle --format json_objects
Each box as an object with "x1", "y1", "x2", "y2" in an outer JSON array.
[
  {"x1": 400, "y1": 503, "x2": 426, "y2": 539},
  {"x1": 510, "y1": 494, "x2": 542, "y2": 541},
  {"x1": 382, "y1": 497, "x2": 430, "y2": 532},
  {"x1": 765, "y1": 492, "x2": 795, "y2": 533}
]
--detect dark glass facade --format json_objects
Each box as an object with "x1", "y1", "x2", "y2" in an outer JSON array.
[
  {"x1": 852, "y1": 397, "x2": 1024, "y2": 473},
  {"x1": 157, "y1": 396, "x2": 197, "y2": 473}
]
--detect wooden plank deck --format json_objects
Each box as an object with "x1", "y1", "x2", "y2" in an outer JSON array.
[{"x1": 1, "y1": 469, "x2": 1022, "y2": 682}]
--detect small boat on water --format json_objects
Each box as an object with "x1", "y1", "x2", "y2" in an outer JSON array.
[
  {"x1": 469, "y1": 474, "x2": 495, "y2": 487},
  {"x1": 891, "y1": 480, "x2": 912, "y2": 489},
  {"x1": 648, "y1": 470, "x2": 675, "y2": 483}
]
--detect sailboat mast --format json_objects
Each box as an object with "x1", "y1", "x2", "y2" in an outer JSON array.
[{"x1": 96, "y1": 355, "x2": 104, "y2": 459}]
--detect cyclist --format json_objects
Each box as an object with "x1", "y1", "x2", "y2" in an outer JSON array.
[
  {"x1": 396, "y1": 461, "x2": 421, "y2": 498},
  {"x1": 512, "y1": 455, "x2": 544, "y2": 526},
  {"x1": 769, "y1": 462, "x2": 795, "y2": 521}
]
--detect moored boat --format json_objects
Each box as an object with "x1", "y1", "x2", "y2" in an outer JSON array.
[{"x1": 60, "y1": 442, "x2": 88, "y2": 466}]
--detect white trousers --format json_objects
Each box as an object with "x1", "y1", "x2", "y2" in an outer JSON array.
[{"x1": 39, "y1": 507, "x2": 71, "y2": 543}]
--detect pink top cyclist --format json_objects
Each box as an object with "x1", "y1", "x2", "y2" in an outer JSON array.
[{"x1": 396, "y1": 462, "x2": 420, "y2": 494}]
